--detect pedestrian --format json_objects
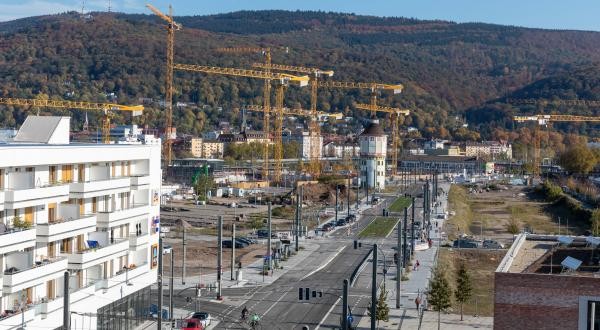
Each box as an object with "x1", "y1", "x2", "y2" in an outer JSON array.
[
  {"x1": 415, "y1": 296, "x2": 421, "y2": 310},
  {"x1": 416, "y1": 260, "x2": 420, "y2": 271},
  {"x1": 422, "y1": 296, "x2": 428, "y2": 311}
]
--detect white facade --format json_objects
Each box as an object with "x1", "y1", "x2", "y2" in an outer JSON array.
[
  {"x1": 359, "y1": 121, "x2": 387, "y2": 189},
  {"x1": 0, "y1": 117, "x2": 161, "y2": 329},
  {"x1": 301, "y1": 132, "x2": 323, "y2": 160}
]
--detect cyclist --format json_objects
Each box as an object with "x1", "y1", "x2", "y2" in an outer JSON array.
[
  {"x1": 241, "y1": 306, "x2": 248, "y2": 320},
  {"x1": 249, "y1": 313, "x2": 260, "y2": 329}
]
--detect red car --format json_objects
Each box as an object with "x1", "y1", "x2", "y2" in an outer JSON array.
[{"x1": 181, "y1": 318, "x2": 204, "y2": 330}]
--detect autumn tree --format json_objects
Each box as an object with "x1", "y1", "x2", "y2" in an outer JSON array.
[{"x1": 558, "y1": 145, "x2": 598, "y2": 175}]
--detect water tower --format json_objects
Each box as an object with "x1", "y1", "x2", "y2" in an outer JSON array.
[{"x1": 359, "y1": 119, "x2": 387, "y2": 189}]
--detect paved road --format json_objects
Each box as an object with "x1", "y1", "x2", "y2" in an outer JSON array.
[{"x1": 160, "y1": 189, "x2": 417, "y2": 329}]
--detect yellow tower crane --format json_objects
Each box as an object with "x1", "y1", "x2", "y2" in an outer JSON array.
[
  {"x1": 0, "y1": 97, "x2": 143, "y2": 143},
  {"x1": 173, "y1": 63, "x2": 309, "y2": 182},
  {"x1": 318, "y1": 81, "x2": 403, "y2": 117},
  {"x1": 146, "y1": 3, "x2": 181, "y2": 166},
  {"x1": 252, "y1": 62, "x2": 334, "y2": 177},
  {"x1": 510, "y1": 98, "x2": 600, "y2": 176},
  {"x1": 217, "y1": 48, "x2": 273, "y2": 179},
  {"x1": 355, "y1": 103, "x2": 410, "y2": 174}
]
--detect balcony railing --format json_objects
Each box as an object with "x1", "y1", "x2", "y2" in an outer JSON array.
[
  {"x1": 67, "y1": 239, "x2": 129, "y2": 266},
  {"x1": 37, "y1": 215, "x2": 96, "y2": 241},
  {"x1": 97, "y1": 204, "x2": 148, "y2": 227},
  {"x1": 4, "y1": 182, "x2": 69, "y2": 208},
  {"x1": 69, "y1": 177, "x2": 131, "y2": 196},
  {"x1": 3, "y1": 257, "x2": 68, "y2": 293},
  {"x1": 0, "y1": 227, "x2": 36, "y2": 254}
]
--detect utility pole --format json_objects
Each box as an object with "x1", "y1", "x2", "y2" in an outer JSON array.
[
  {"x1": 217, "y1": 216, "x2": 223, "y2": 300},
  {"x1": 403, "y1": 206, "x2": 408, "y2": 267},
  {"x1": 231, "y1": 223, "x2": 236, "y2": 280},
  {"x1": 157, "y1": 237, "x2": 163, "y2": 330},
  {"x1": 347, "y1": 177, "x2": 351, "y2": 218},
  {"x1": 371, "y1": 244, "x2": 377, "y2": 330},
  {"x1": 169, "y1": 250, "x2": 174, "y2": 322},
  {"x1": 411, "y1": 197, "x2": 416, "y2": 256},
  {"x1": 267, "y1": 202, "x2": 272, "y2": 270},
  {"x1": 63, "y1": 271, "x2": 70, "y2": 330},
  {"x1": 396, "y1": 210, "x2": 402, "y2": 309},
  {"x1": 356, "y1": 181, "x2": 360, "y2": 210},
  {"x1": 182, "y1": 225, "x2": 186, "y2": 285},
  {"x1": 295, "y1": 187, "x2": 299, "y2": 250},
  {"x1": 335, "y1": 185, "x2": 339, "y2": 222},
  {"x1": 342, "y1": 278, "x2": 349, "y2": 330},
  {"x1": 300, "y1": 186, "x2": 304, "y2": 237}
]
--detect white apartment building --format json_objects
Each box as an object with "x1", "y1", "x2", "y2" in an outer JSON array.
[
  {"x1": 301, "y1": 132, "x2": 323, "y2": 160},
  {"x1": 0, "y1": 116, "x2": 160, "y2": 329}
]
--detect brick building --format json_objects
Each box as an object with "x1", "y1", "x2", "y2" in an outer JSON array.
[{"x1": 495, "y1": 234, "x2": 600, "y2": 330}]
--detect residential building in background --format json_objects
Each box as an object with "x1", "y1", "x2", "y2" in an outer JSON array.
[
  {"x1": 465, "y1": 141, "x2": 512, "y2": 159},
  {"x1": 301, "y1": 132, "x2": 323, "y2": 160},
  {"x1": 0, "y1": 116, "x2": 160, "y2": 329},
  {"x1": 495, "y1": 234, "x2": 600, "y2": 330},
  {"x1": 323, "y1": 141, "x2": 359, "y2": 158}
]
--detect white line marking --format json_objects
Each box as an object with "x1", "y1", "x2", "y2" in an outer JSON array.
[
  {"x1": 300, "y1": 246, "x2": 347, "y2": 280},
  {"x1": 261, "y1": 289, "x2": 289, "y2": 317},
  {"x1": 314, "y1": 296, "x2": 341, "y2": 330}
]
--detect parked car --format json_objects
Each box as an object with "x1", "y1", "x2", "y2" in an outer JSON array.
[
  {"x1": 346, "y1": 214, "x2": 357, "y2": 222},
  {"x1": 181, "y1": 318, "x2": 204, "y2": 330},
  {"x1": 234, "y1": 238, "x2": 250, "y2": 247},
  {"x1": 322, "y1": 223, "x2": 333, "y2": 231},
  {"x1": 336, "y1": 218, "x2": 347, "y2": 226},
  {"x1": 222, "y1": 240, "x2": 245, "y2": 248},
  {"x1": 453, "y1": 239, "x2": 479, "y2": 248},
  {"x1": 236, "y1": 237, "x2": 254, "y2": 245},
  {"x1": 483, "y1": 240, "x2": 504, "y2": 249},
  {"x1": 189, "y1": 311, "x2": 212, "y2": 328},
  {"x1": 256, "y1": 229, "x2": 277, "y2": 238}
]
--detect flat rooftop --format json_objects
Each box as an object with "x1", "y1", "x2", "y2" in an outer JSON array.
[{"x1": 497, "y1": 234, "x2": 600, "y2": 276}]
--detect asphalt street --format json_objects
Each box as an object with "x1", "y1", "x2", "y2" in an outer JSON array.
[{"x1": 160, "y1": 185, "x2": 430, "y2": 330}]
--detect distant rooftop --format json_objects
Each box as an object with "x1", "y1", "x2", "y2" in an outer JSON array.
[
  {"x1": 14, "y1": 116, "x2": 70, "y2": 144},
  {"x1": 497, "y1": 234, "x2": 600, "y2": 277}
]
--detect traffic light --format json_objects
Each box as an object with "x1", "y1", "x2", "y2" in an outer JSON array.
[
  {"x1": 305, "y1": 288, "x2": 310, "y2": 301},
  {"x1": 299, "y1": 287, "x2": 303, "y2": 300},
  {"x1": 353, "y1": 240, "x2": 357, "y2": 249}
]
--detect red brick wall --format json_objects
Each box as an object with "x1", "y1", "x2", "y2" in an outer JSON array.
[{"x1": 494, "y1": 272, "x2": 600, "y2": 330}]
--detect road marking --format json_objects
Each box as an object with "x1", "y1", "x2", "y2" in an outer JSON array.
[
  {"x1": 300, "y1": 245, "x2": 347, "y2": 280},
  {"x1": 261, "y1": 289, "x2": 289, "y2": 317},
  {"x1": 314, "y1": 296, "x2": 341, "y2": 330}
]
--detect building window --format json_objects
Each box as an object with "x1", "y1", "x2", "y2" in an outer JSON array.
[{"x1": 587, "y1": 300, "x2": 599, "y2": 330}]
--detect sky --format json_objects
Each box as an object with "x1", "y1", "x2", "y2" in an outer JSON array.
[{"x1": 1, "y1": 0, "x2": 600, "y2": 32}]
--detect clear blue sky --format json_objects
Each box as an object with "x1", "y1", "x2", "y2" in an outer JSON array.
[{"x1": 1, "y1": 0, "x2": 600, "y2": 31}]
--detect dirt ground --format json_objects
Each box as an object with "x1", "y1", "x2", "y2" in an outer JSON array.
[
  {"x1": 447, "y1": 184, "x2": 574, "y2": 244},
  {"x1": 438, "y1": 248, "x2": 505, "y2": 317}
]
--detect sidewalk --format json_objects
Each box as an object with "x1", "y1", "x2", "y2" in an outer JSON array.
[{"x1": 355, "y1": 182, "x2": 494, "y2": 330}]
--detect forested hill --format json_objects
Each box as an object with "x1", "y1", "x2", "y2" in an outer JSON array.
[{"x1": 2, "y1": 10, "x2": 600, "y2": 139}]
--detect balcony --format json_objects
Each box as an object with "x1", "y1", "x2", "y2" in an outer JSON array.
[
  {"x1": 129, "y1": 233, "x2": 150, "y2": 249},
  {"x1": 0, "y1": 227, "x2": 36, "y2": 255},
  {"x1": 69, "y1": 177, "x2": 131, "y2": 198},
  {"x1": 97, "y1": 204, "x2": 148, "y2": 228},
  {"x1": 0, "y1": 306, "x2": 36, "y2": 328},
  {"x1": 67, "y1": 239, "x2": 129, "y2": 269},
  {"x1": 3, "y1": 257, "x2": 68, "y2": 294},
  {"x1": 41, "y1": 297, "x2": 64, "y2": 315},
  {"x1": 36, "y1": 215, "x2": 97, "y2": 242},
  {"x1": 130, "y1": 174, "x2": 150, "y2": 189},
  {"x1": 5, "y1": 183, "x2": 69, "y2": 209},
  {"x1": 0, "y1": 191, "x2": 4, "y2": 211}
]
